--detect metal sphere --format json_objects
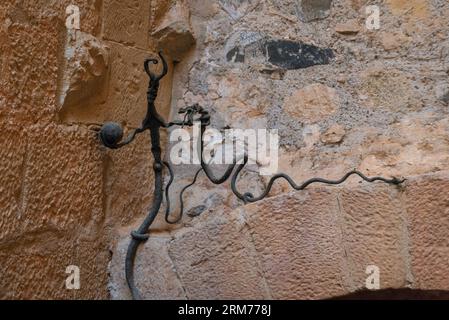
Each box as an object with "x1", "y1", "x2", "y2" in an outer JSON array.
[{"x1": 99, "y1": 122, "x2": 123, "y2": 148}]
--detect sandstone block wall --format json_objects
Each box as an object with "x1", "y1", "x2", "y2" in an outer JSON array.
[
  {"x1": 110, "y1": 172, "x2": 449, "y2": 299},
  {"x1": 0, "y1": 0, "x2": 174, "y2": 299}
]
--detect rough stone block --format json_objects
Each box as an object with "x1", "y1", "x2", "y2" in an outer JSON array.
[
  {"x1": 109, "y1": 235, "x2": 186, "y2": 300},
  {"x1": 103, "y1": 0, "x2": 150, "y2": 49},
  {"x1": 335, "y1": 20, "x2": 360, "y2": 35},
  {"x1": 339, "y1": 184, "x2": 408, "y2": 291},
  {"x1": 243, "y1": 190, "x2": 349, "y2": 299},
  {"x1": 87, "y1": 43, "x2": 173, "y2": 128},
  {"x1": 107, "y1": 175, "x2": 449, "y2": 299},
  {"x1": 168, "y1": 212, "x2": 270, "y2": 299},
  {"x1": 0, "y1": 1, "x2": 102, "y2": 125},
  {"x1": 297, "y1": 0, "x2": 333, "y2": 22},
  {"x1": 0, "y1": 12, "x2": 61, "y2": 124},
  {"x1": 58, "y1": 32, "x2": 110, "y2": 120},
  {"x1": 6, "y1": 124, "x2": 104, "y2": 239},
  {"x1": 0, "y1": 232, "x2": 110, "y2": 299},
  {"x1": 152, "y1": 1, "x2": 195, "y2": 62},
  {"x1": 405, "y1": 173, "x2": 449, "y2": 290},
  {"x1": 103, "y1": 132, "x2": 155, "y2": 227},
  {"x1": 283, "y1": 83, "x2": 339, "y2": 124}
]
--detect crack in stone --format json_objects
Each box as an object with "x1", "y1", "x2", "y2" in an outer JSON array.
[
  {"x1": 17, "y1": 141, "x2": 29, "y2": 220},
  {"x1": 239, "y1": 208, "x2": 274, "y2": 299},
  {"x1": 167, "y1": 237, "x2": 189, "y2": 300},
  {"x1": 336, "y1": 191, "x2": 356, "y2": 292},
  {"x1": 397, "y1": 183, "x2": 415, "y2": 288}
]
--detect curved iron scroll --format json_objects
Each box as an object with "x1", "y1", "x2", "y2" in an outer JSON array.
[{"x1": 98, "y1": 52, "x2": 405, "y2": 300}]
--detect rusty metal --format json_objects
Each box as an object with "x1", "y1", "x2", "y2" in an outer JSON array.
[{"x1": 98, "y1": 52, "x2": 405, "y2": 300}]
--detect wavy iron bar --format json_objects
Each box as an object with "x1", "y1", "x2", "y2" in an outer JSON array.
[{"x1": 98, "y1": 52, "x2": 405, "y2": 300}]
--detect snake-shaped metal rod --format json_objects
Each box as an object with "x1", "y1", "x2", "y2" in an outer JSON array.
[
  {"x1": 162, "y1": 113, "x2": 405, "y2": 223},
  {"x1": 99, "y1": 52, "x2": 170, "y2": 300},
  {"x1": 98, "y1": 53, "x2": 238, "y2": 300},
  {"x1": 230, "y1": 155, "x2": 405, "y2": 204},
  {"x1": 99, "y1": 52, "x2": 405, "y2": 300}
]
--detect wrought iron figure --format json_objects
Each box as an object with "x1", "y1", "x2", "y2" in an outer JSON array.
[{"x1": 99, "y1": 52, "x2": 404, "y2": 300}]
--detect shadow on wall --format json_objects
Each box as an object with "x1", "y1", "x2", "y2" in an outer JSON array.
[{"x1": 332, "y1": 289, "x2": 449, "y2": 300}]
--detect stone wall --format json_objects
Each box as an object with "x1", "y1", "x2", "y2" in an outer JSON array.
[
  {"x1": 170, "y1": 0, "x2": 449, "y2": 215},
  {"x1": 110, "y1": 172, "x2": 449, "y2": 299},
  {"x1": 1, "y1": 0, "x2": 449, "y2": 299},
  {"x1": 0, "y1": 0, "x2": 175, "y2": 299},
  {"x1": 111, "y1": 0, "x2": 449, "y2": 299}
]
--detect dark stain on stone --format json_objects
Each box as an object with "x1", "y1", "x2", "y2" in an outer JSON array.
[
  {"x1": 263, "y1": 39, "x2": 334, "y2": 70},
  {"x1": 440, "y1": 91, "x2": 449, "y2": 105},
  {"x1": 226, "y1": 47, "x2": 245, "y2": 63}
]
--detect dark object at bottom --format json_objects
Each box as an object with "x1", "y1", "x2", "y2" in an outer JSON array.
[{"x1": 332, "y1": 289, "x2": 449, "y2": 300}]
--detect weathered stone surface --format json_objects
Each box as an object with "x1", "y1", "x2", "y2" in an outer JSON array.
[
  {"x1": 3, "y1": 0, "x2": 449, "y2": 301},
  {"x1": 0, "y1": 11, "x2": 61, "y2": 124},
  {"x1": 405, "y1": 173, "x2": 449, "y2": 290},
  {"x1": 179, "y1": 0, "x2": 449, "y2": 192},
  {"x1": 263, "y1": 40, "x2": 334, "y2": 70},
  {"x1": 386, "y1": 0, "x2": 429, "y2": 19},
  {"x1": 350, "y1": 0, "x2": 368, "y2": 10},
  {"x1": 168, "y1": 211, "x2": 269, "y2": 299},
  {"x1": 108, "y1": 173, "x2": 449, "y2": 299},
  {"x1": 61, "y1": 42, "x2": 172, "y2": 127},
  {"x1": 0, "y1": 232, "x2": 110, "y2": 299},
  {"x1": 189, "y1": 0, "x2": 220, "y2": 19},
  {"x1": 0, "y1": 123, "x2": 110, "y2": 299},
  {"x1": 321, "y1": 124, "x2": 346, "y2": 145},
  {"x1": 339, "y1": 184, "x2": 408, "y2": 291},
  {"x1": 335, "y1": 20, "x2": 360, "y2": 35},
  {"x1": 0, "y1": 124, "x2": 27, "y2": 242},
  {"x1": 59, "y1": 32, "x2": 109, "y2": 115},
  {"x1": 297, "y1": 0, "x2": 333, "y2": 22},
  {"x1": 0, "y1": 0, "x2": 101, "y2": 35},
  {"x1": 150, "y1": 0, "x2": 175, "y2": 29},
  {"x1": 0, "y1": 0, "x2": 103, "y2": 124},
  {"x1": 218, "y1": 0, "x2": 261, "y2": 20},
  {"x1": 243, "y1": 190, "x2": 349, "y2": 299},
  {"x1": 0, "y1": 0, "x2": 112, "y2": 300},
  {"x1": 0, "y1": 124, "x2": 103, "y2": 242},
  {"x1": 380, "y1": 32, "x2": 410, "y2": 51},
  {"x1": 103, "y1": 0, "x2": 150, "y2": 49},
  {"x1": 0, "y1": 0, "x2": 170, "y2": 300},
  {"x1": 283, "y1": 84, "x2": 339, "y2": 124},
  {"x1": 109, "y1": 235, "x2": 186, "y2": 300},
  {"x1": 152, "y1": 1, "x2": 195, "y2": 61},
  {"x1": 105, "y1": 132, "x2": 156, "y2": 227},
  {"x1": 100, "y1": 43, "x2": 150, "y2": 127},
  {"x1": 358, "y1": 66, "x2": 420, "y2": 112}
]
